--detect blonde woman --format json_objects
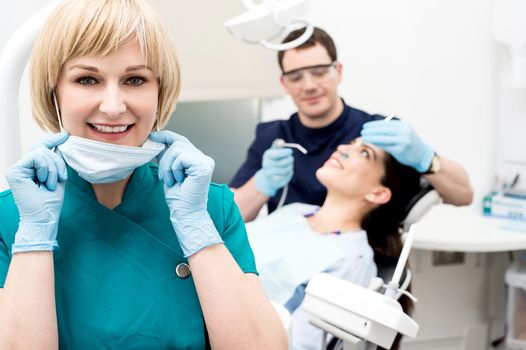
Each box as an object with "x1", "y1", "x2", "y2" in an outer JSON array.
[{"x1": 0, "y1": 0, "x2": 287, "y2": 349}]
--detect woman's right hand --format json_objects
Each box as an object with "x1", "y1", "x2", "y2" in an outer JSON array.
[{"x1": 6, "y1": 132, "x2": 69, "y2": 253}]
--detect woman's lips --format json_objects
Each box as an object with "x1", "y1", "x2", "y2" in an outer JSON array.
[{"x1": 87, "y1": 123, "x2": 134, "y2": 142}]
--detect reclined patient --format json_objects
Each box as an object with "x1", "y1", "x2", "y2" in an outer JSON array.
[{"x1": 245, "y1": 139, "x2": 423, "y2": 350}]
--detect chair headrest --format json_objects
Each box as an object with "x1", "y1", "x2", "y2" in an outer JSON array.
[{"x1": 402, "y1": 181, "x2": 442, "y2": 229}]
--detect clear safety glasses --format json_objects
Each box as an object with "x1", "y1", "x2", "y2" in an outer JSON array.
[{"x1": 281, "y1": 62, "x2": 337, "y2": 87}]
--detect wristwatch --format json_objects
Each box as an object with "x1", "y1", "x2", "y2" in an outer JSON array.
[{"x1": 424, "y1": 153, "x2": 441, "y2": 174}]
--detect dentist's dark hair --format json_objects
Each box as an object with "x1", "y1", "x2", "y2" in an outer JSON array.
[
  {"x1": 278, "y1": 26, "x2": 337, "y2": 71},
  {"x1": 361, "y1": 154, "x2": 423, "y2": 350}
]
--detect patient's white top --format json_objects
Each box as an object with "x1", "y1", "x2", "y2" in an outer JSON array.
[{"x1": 245, "y1": 203, "x2": 377, "y2": 350}]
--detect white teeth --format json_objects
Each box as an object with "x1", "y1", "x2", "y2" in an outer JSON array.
[{"x1": 91, "y1": 124, "x2": 129, "y2": 133}]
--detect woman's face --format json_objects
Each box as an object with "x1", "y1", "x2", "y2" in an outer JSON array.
[
  {"x1": 316, "y1": 138, "x2": 387, "y2": 198},
  {"x1": 55, "y1": 39, "x2": 159, "y2": 146}
]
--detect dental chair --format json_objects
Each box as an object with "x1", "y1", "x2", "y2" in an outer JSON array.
[
  {"x1": 300, "y1": 184, "x2": 442, "y2": 350},
  {"x1": 374, "y1": 182, "x2": 441, "y2": 299}
]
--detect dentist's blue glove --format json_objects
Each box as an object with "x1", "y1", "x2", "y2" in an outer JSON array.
[
  {"x1": 254, "y1": 147, "x2": 294, "y2": 197},
  {"x1": 361, "y1": 119, "x2": 435, "y2": 173},
  {"x1": 150, "y1": 131, "x2": 223, "y2": 257},
  {"x1": 6, "y1": 132, "x2": 69, "y2": 253}
]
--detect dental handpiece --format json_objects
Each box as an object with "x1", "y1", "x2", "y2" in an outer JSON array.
[
  {"x1": 272, "y1": 138, "x2": 308, "y2": 209},
  {"x1": 272, "y1": 138, "x2": 308, "y2": 155}
]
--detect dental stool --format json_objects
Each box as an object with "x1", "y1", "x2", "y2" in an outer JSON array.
[{"x1": 301, "y1": 184, "x2": 441, "y2": 350}]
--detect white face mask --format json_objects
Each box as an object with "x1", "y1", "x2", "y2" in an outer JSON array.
[
  {"x1": 52, "y1": 91, "x2": 164, "y2": 183},
  {"x1": 57, "y1": 136, "x2": 165, "y2": 184}
]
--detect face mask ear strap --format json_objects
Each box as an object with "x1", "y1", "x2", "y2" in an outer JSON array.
[
  {"x1": 52, "y1": 91, "x2": 64, "y2": 131},
  {"x1": 155, "y1": 111, "x2": 161, "y2": 132}
]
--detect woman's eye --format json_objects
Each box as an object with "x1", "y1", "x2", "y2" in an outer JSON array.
[
  {"x1": 125, "y1": 76, "x2": 145, "y2": 86},
  {"x1": 77, "y1": 76, "x2": 97, "y2": 85},
  {"x1": 360, "y1": 149, "x2": 370, "y2": 158}
]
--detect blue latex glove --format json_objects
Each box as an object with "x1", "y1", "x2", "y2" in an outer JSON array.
[
  {"x1": 6, "y1": 132, "x2": 69, "y2": 253},
  {"x1": 254, "y1": 147, "x2": 294, "y2": 197},
  {"x1": 361, "y1": 119, "x2": 435, "y2": 173},
  {"x1": 149, "y1": 131, "x2": 223, "y2": 257}
]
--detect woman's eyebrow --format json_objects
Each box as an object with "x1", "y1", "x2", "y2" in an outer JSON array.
[
  {"x1": 362, "y1": 144, "x2": 378, "y2": 161},
  {"x1": 125, "y1": 65, "x2": 152, "y2": 72},
  {"x1": 69, "y1": 64, "x2": 98, "y2": 72}
]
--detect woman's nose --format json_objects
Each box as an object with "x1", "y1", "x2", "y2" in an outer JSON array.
[
  {"x1": 337, "y1": 144, "x2": 349, "y2": 152},
  {"x1": 99, "y1": 85, "x2": 126, "y2": 118}
]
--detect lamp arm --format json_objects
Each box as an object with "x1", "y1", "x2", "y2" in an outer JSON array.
[
  {"x1": 241, "y1": 0, "x2": 257, "y2": 9},
  {"x1": 261, "y1": 20, "x2": 313, "y2": 51}
]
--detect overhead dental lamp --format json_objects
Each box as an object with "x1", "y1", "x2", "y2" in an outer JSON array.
[{"x1": 224, "y1": 0, "x2": 314, "y2": 51}]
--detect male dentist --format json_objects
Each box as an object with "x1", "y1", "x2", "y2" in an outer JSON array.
[{"x1": 230, "y1": 27, "x2": 473, "y2": 222}]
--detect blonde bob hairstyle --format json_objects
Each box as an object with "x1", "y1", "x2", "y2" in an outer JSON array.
[{"x1": 30, "y1": 0, "x2": 180, "y2": 132}]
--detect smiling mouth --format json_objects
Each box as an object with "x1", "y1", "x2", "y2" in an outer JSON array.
[
  {"x1": 303, "y1": 95, "x2": 323, "y2": 102},
  {"x1": 88, "y1": 123, "x2": 134, "y2": 134},
  {"x1": 327, "y1": 157, "x2": 343, "y2": 169}
]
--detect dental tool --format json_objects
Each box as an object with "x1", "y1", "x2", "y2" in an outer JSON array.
[
  {"x1": 385, "y1": 114, "x2": 396, "y2": 122},
  {"x1": 272, "y1": 138, "x2": 308, "y2": 155},
  {"x1": 272, "y1": 138, "x2": 308, "y2": 209}
]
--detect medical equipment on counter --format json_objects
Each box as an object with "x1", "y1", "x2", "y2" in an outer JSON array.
[
  {"x1": 0, "y1": 0, "x2": 61, "y2": 189},
  {"x1": 272, "y1": 138, "x2": 308, "y2": 209},
  {"x1": 301, "y1": 225, "x2": 420, "y2": 350},
  {"x1": 483, "y1": 191, "x2": 526, "y2": 222},
  {"x1": 224, "y1": 0, "x2": 313, "y2": 51}
]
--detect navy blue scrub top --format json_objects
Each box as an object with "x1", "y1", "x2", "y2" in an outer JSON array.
[{"x1": 230, "y1": 101, "x2": 384, "y2": 213}]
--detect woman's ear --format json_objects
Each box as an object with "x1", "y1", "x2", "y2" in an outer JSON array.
[{"x1": 365, "y1": 186, "x2": 392, "y2": 205}]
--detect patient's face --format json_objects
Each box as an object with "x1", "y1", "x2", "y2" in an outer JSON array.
[{"x1": 316, "y1": 138, "x2": 387, "y2": 197}]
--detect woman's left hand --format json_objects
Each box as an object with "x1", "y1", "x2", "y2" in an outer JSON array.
[{"x1": 149, "y1": 131, "x2": 223, "y2": 257}]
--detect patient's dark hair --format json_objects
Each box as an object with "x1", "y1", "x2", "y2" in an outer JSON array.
[
  {"x1": 361, "y1": 153, "x2": 422, "y2": 350},
  {"x1": 363, "y1": 154, "x2": 422, "y2": 257}
]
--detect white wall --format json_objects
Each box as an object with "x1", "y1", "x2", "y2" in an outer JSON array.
[
  {"x1": 0, "y1": 0, "x2": 511, "y2": 201},
  {"x1": 263, "y1": 0, "x2": 498, "y2": 207}
]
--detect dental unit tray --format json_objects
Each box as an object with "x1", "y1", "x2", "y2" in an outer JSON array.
[
  {"x1": 302, "y1": 273, "x2": 419, "y2": 349},
  {"x1": 302, "y1": 224, "x2": 420, "y2": 349}
]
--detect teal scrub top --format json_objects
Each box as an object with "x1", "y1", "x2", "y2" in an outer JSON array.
[{"x1": 0, "y1": 163, "x2": 257, "y2": 349}]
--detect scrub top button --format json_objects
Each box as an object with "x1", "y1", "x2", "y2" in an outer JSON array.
[{"x1": 176, "y1": 263, "x2": 191, "y2": 279}]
